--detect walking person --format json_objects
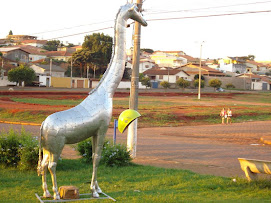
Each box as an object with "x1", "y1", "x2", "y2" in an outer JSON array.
[
  {"x1": 227, "y1": 108, "x2": 232, "y2": 124},
  {"x1": 220, "y1": 108, "x2": 226, "y2": 124}
]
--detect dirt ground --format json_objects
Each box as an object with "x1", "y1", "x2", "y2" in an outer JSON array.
[
  {"x1": 1, "y1": 120, "x2": 271, "y2": 179},
  {"x1": 1, "y1": 89, "x2": 271, "y2": 179}
]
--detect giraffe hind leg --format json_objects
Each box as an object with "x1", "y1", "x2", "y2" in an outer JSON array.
[
  {"x1": 41, "y1": 151, "x2": 51, "y2": 198},
  {"x1": 48, "y1": 152, "x2": 61, "y2": 200}
]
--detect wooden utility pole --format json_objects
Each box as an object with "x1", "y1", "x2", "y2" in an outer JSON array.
[{"x1": 127, "y1": 0, "x2": 143, "y2": 158}]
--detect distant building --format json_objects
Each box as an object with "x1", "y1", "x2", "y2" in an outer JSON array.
[
  {"x1": 0, "y1": 47, "x2": 29, "y2": 63},
  {"x1": 219, "y1": 56, "x2": 247, "y2": 73},
  {"x1": 6, "y1": 35, "x2": 37, "y2": 42},
  {"x1": 143, "y1": 67, "x2": 190, "y2": 84},
  {"x1": 150, "y1": 51, "x2": 187, "y2": 67},
  {"x1": 30, "y1": 63, "x2": 66, "y2": 77},
  {"x1": 21, "y1": 39, "x2": 47, "y2": 48},
  {"x1": 46, "y1": 51, "x2": 72, "y2": 62}
]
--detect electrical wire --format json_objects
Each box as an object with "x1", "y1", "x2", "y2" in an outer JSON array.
[
  {"x1": 47, "y1": 26, "x2": 114, "y2": 40},
  {"x1": 29, "y1": 20, "x2": 113, "y2": 35},
  {"x1": 146, "y1": 9, "x2": 271, "y2": 22},
  {"x1": 144, "y1": 0, "x2": 271, "y2": 15}
]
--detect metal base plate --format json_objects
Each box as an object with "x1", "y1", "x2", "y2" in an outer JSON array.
[{"x1": 35, "y1": 192, "x2": 116, "y2": 202}]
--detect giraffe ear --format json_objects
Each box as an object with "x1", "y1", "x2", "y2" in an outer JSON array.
[{"x1": 129, "y1": 5, "x2": 135, "y2": 11}]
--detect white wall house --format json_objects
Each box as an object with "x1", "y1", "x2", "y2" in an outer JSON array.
[
  {"x1": 219, "y1": 57, "x2": 247, "y2": 73},
  {"x1": 30, "y1": 64, "x2": 65, "y2": 77},
  {"x1": 143, "y1": 68, "x2": 190, "y2": 83}
]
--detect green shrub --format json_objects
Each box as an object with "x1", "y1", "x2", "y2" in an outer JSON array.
[
  {"x1": 226, "y1": 83, "x2": 235, "y2": 89},
  {"x1": 102, "y1": 144, "x2": 132, "y2": 167},
  {"x1": 77, "y1": 138, "x2": 93, "y2": 163},
  {"x1": 77, "y1": 139, "x2": 132, "y2": 167},
  {"x1": 0, "y1": 128, "x2": 39, "y2": 170},
  {"x1": 160, "y1": 81, "x2": 170, "y2": 89},
  {"x1": 0, "y1": 131, "x2": 20, "y2": 166}
]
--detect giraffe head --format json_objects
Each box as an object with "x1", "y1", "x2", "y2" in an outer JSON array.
[{"x1": 121, "y1": 3, "x2": 147, "y2": 26}]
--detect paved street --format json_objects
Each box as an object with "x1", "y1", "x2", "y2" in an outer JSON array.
[{"x1": 1, "y1": 120, "x2": 271, "y2": 178}]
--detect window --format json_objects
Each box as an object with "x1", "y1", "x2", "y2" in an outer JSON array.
[
  {"x1": 159, "y1": 75, "x2": 163, "y2": 79},
  {"x1": 145, "y1": 65, "x2": 149, "y2": 68}
]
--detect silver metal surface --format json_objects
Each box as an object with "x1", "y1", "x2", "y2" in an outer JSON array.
[{"x1": 37, "y1": 3, "x2": 147, "y2": 200}]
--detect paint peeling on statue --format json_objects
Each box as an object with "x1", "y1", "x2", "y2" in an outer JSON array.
[{"x1": 37, "y1": 3, "x2": 147, "y2": 200}]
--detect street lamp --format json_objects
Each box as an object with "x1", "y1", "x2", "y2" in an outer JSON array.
[{"x1": 198, "y1": 41, "x2": 204, "y2": 100}]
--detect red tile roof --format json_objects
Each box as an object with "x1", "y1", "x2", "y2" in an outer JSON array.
[
  {"x1": 143, "y1": 68, "x2": 189, "y2": 76},
  {"x1": 46, "y1": 51, "x2": 72, "y2": 57},
  {"x1": 21, "y1": 39, "x2": 47, "y2": 45}
]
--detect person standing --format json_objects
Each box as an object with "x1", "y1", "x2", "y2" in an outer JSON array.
[
  {"x1": 220, "y1": 108, "x2": 226, "y2": 124},
  {"x1": 227, "y1": 108, "x2": 232, "y2": 124}
]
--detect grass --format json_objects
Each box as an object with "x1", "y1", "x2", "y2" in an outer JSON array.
[
  {"x1": 2, "y1": 159, "x2": 271, "y2": 202},
  {"x1": 11, "y1": 97, "x2": 84, "y2": 106}
]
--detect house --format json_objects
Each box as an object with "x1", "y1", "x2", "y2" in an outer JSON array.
[
  {"x1": 125, "y1": 57, "x2": 156, "y2": 73},
  {"x1": 6, "y1": 35, "x2": 37, "y2": 42},
  {"x1": 46, "y1": 51, "x2": 72, "y2": 62},
  {"x1": 180, "y1": 63, "x2": 225, "y2": 80},
  {"x1": 218, "y1": 56, "x2": 247, "y2": 73},
  {"x1": 57, "y1": 45, "x2": 82, "y2": 53},
  {"x1": 0, "y1": 39, "x2": 12, "y2": 46},
  {"x1": 246, "y1": 60, "x2": 269, "y2": 74},
  {"x1": 10, "y1": 45, "x2": 47, "y2": 62},
  {"x1": 0, "y1": 47, "x2": 29, "y2": 63},
  {"x1": 143, "y1": 67, "x2": 190, "y2": 84},
  {"x1": 30, "y1": 63, "x2": 66, "y2": 78},
  {"x1": 21, "y1": 39, "x2": 47, "y2": 48},
  {"x1": 150, "y1": 51, "x2": 187, "y2": 68},
  {"x1": 237, "y1": 73, "x2": 271, "y2": 90}
]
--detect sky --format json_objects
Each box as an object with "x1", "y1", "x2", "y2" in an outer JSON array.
[{"x1": 1, "y1": 0, "x2": 271, "y2": 61}]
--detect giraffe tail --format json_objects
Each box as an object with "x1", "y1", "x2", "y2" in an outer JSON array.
[{"x1": 37, "y1": 121, "x2": 44, "y2": 176}]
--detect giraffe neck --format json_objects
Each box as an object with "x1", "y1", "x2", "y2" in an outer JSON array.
[{"x1": 94, "y1": 13, "x2": 127, "y2": 98}]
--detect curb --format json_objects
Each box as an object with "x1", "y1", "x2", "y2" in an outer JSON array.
[
  {"x1": 0, "y1": 120, "x2": 41, "y2": 126},
  {"x1": 260, "y1": 136, "x2": 271, "y2": 145}
]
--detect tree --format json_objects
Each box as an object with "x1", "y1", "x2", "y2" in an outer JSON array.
[
  {"x1": 209, "y1": 79, "x2": 222, "y2": 91},
  {"x1": 194, "y1": 74, "x2": 205, "y2": 80},
  {"x1": 8, "y1": 64, "x2": 36, "y2": 86},
  {"x1": 194, "y1": 79, "x2": 205, "y2": 88},
  {"x1": 141, "y1": 48, "x2": 154, "y2": 54},
  {"x1": 140, "y1": 76, "x2": 151, "y2": 89},
  {"x1": 160, "y1": 81, "x2": 170, "y2": 89},
  {"x1": 43, "y1": 40, "x2": 63, "y2": 51},
  {"x1": 70, "y1": 49, "x2": 92, "y2": 77},
  {"x1": 8, "y1": 30, "x2": 13, "y2": 35},
  {"x1": 83, "y1": 33, "x2": 112, "y2": 68},
  {"x1": 176, "y1": 78, "x2": 190, "y2": 91}
]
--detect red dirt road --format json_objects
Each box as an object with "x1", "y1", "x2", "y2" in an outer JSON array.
[{"x1": 2, "y1": 120, "x2": 271, "y2": 178}]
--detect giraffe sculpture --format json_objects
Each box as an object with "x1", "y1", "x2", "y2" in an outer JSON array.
[{"x1": 37, "y1": 3, "x2": 147, "y2": 200}]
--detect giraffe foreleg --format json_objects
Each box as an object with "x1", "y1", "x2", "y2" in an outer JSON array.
[{"x1": 91, "y1": 133, "x2": 106, "y2": 198}]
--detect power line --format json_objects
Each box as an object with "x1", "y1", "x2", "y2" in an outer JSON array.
[
  {"x1": 47, "y1": 26, "x2": 114, "y2": 40},
  {"x1": 29, "y1": 20, "x2": 113, "y2": 36},
  {"x1": 146, "y1": 10, "x2": 271, "y2": 22},
  {"x1": 41, "y1": 9, "x2": 271, "y2": 40},
  {"x1": 144, "y1": 0, "x2": 271, "y2": 15}
]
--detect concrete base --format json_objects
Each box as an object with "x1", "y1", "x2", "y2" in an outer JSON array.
[{"x1": 59, "y1": 186, "x2": 79, "y2": 200}]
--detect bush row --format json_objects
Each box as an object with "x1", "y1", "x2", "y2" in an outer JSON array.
[
  {"x1": 0, "y1": 128, "x2": 38, "y2": 170},
  {"x1": 0, "y1": 128, "x2": 132, "y2": 170},
  {"x1": 77, "y1": 138, "x2": 132, "y2": 167}
]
